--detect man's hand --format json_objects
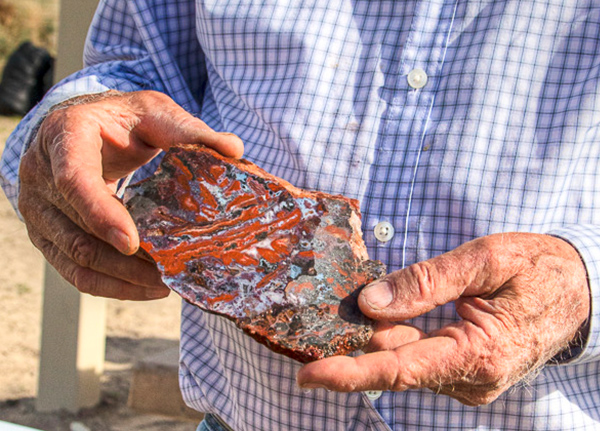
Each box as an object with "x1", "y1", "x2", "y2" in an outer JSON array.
[
  {"x1": 297, "y1": 233, "x2": 590, "y2": 405},
  {"x1": 18, "y1": 90, "x2": 243, "y2": 300}
]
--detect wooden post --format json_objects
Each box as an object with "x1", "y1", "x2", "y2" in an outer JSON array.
[
  {"x1": 36, "y1": 0, "x2": 105, "y2": 413},
  {"x1": 52, "y1": 0, "x2": 100, "y2": 81},
  {"x1": 36, "y1": 266, "x2": 106, "y2": 412}
]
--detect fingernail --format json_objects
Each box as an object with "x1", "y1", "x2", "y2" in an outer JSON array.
[
  {"x1": 108, "y1": 228, "x2": 131, "y2": 254},
  {"x1": 301, "y1": 388, "x2": 313, "y2": 394},
  {"x1": 362, "y1": 281, "x2": 394, "y2": 310}
]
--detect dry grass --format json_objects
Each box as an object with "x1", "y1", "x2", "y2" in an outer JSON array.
[
  {"x1": 0, "y1": 0, "x2": 58, "y2": 70},
  {"x1": 0, "y1": 10, "x2": 195, "y2": 428},
  {"x1": 0, "y1": 115, "x2": 20, "y2": 144},
  {"x1": 0, "y1": 115, "x2": 193, "y2": 429}
]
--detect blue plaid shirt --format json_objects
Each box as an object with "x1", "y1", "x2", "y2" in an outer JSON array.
[{"x1": 2, "y1": 0, "x2": 600, "y2": 429}]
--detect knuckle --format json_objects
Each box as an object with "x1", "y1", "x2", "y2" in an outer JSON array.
[
  {"x1": 475, "y1": 361, "x2": 503, "y2": 385},
  {"x1": 436, "y1": 373, "x2": 506, "y2": 406},
  {"x1": 467, "y1": 360, "x2": 511, "y2": 402},
  {"x1": 458, "y1": 345, "x2": 502, "y2": 387},
  {"x1": 43, "y1": 108, "x2": 66, "y2": 127},
  {"x1": 52, "y1": 169, "x2": 90, "y2": 212},
  {"x1": 138, "y1": 91, "x2": 193, "y2": 127},
  {"x1": 44, "y1": 243, "x2": 62, "y2": 265},
  {"x1": 70, "y1": 266, "x2": 99, "y2": 296},
  {"x1": 472, "y1": 235, "x2": 504, "y2": 271},
  {"x1": 405, "y1": 261, "x2": 437, "y2": 301},
  {"x1": 52, "y1": 165, "x2": 77, "y2": 195},
  {"x1": 175, "y1": 113, "x2": 200, "y2": 130},
  {"x1": 39, "y1": 109, "x2": 65, "y2": 138},
  {"x1": 39, "y1": 111, "x2": 73, "y2": 152},
  {"x1": 69, "y1": 235, "x2": 100, "y2": 268},
  {"x1": 132, "y1": 90, "x2": 172, "y2": 112},
  {"x1": 469, "y1": 347, "x2": 513, "y2": 388},
  {"x1": 71, "y1": 266, "x2": 131, "y2": 300},
  {"x1": 31, "y1": 236, "x2": 57, "y2": 262},
  {"x1": 140, "y1": 89, "x2": 170, "y2": 104}
]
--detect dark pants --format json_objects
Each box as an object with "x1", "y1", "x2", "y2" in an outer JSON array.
[{"x1": 197, "y1": 413, "x2": 230, "y2": 431}]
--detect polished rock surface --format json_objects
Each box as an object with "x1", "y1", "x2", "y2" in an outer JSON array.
[{"x1": 124, "y1": 144, "x2": 386, "y2": 363}]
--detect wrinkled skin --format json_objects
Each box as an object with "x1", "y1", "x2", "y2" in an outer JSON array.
[
  {"x1": 297, "y1": 233, "x2": 590, "y2": 405},
  {"x1": 17, "y1": 89, "x2": 590, "y2": 404},
  {"x1": 18, "y1": 90, "x2": 243, "y2": 300}
]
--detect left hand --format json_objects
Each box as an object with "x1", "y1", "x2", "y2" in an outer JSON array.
[
  {"x1": 297, "y1": 233, "x2": 590, "y2": 405},
  {"x1": 18, "y1": 90, "x2": 244, "y2": 300}
]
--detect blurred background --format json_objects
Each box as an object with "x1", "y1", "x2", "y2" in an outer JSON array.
[
  {"x1": 0, "y1": 1, "x2": 196, "y2": 429},
  {"x1": 0, "y1": 0, "x2": 57, "y2": 70}
]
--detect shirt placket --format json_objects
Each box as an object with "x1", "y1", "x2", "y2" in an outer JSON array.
[
  {"x1": 362, "y1": 0, "x2": 460, "y2": 271},
  {"x1": 360, "y1": 1, "x2": 461, "y2": 427}
]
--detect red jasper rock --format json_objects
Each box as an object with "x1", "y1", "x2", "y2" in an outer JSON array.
[{"x1": 123, "y1": 144, "x2": 386, "y2": 363}]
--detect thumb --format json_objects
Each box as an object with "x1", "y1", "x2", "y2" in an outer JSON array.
[
  {"x1": 358, "y1": 237, "x2": 511, "y2": 320},
  {"x1": 129, "y1": 91, "x2": 244, "y2": 158}
]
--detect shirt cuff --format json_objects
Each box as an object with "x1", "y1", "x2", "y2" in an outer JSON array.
[
  {"x1": 0, "y1": 76, "x2": 113, "y2": 216},
  {"x1": 547, "y1": 224, "x2": 600, "y2": 364},
  {"x1": 20, "y1": 76, "x2": 112, "y2": 152}
]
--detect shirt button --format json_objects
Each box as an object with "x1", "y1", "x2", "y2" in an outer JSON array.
[
  {"x1": 374, "y1": 221, "x2": 394, "y2": 243},
  {"x1": 364, "y1": 390, "x2": 383, "y2": 401},
  {"x1": 407, "y1": 68, "x2": 428, "y2": 89}
]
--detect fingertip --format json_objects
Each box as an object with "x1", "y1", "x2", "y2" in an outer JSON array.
[
  {"x1": 216, "y1": 132, "x2": 245, "y2": 159},
  {"x1": 107, "y1": 225, "x2": 139, "y2": 255},
  {"x1": 145, "y1": 287, "x2": 170, "y2": 299},
  {"x1": 296, "y1": 359, "x2": 322, "y2": 387},
  {"x1": 296, "y1": 356, "x2": 353, "y2": 391},
  {"x1": 296, "y1": 369, "x2": 319, "y2": 391},
  {"x1": 359, "y1": 280, "x2": 394, "y2": 313}
]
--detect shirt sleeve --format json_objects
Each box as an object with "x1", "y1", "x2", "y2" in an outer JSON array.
[
  {"x1": 547, "y1": 224, "x2": 600, "y2": 364},
  {"x1": 0, "y1": 0, "x2": 204, "y2": 213}
]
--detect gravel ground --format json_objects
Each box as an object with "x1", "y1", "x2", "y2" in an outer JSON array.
[{"x1": 0, "y1": 116, "x2": 197, "y2": 431}]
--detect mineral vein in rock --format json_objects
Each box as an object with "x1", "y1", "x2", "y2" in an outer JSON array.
[{"x1": 123, "y1": 144, "x2": 386, "y2": 363}]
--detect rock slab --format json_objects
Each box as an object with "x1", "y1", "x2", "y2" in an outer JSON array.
[{"x1": 124, "y1": 144, "x2": 386, "y2": 363}]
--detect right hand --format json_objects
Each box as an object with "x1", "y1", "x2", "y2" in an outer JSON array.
[{"x1": 18, "y1": 90, "x2": 244, "y2": 300}]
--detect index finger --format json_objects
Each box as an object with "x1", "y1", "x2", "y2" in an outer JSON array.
[
  {"x1": 44, "y1": 121, "x2": 140, "y2": 255},
  {"x1": 297, "y1": 335, "x2": 460, "y2": 393},
  {"x1": 119, "y1": 90, "x2": 244, "y2": 158}
]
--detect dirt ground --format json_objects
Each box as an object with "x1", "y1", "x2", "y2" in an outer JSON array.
[{"x1": 0, "y1": 116, "x2": 198, "y2": 430}]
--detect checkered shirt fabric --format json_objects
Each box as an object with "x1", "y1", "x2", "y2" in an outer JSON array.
[{"x1": 3, "y1": 0, "x2": 600, "y2": 429}]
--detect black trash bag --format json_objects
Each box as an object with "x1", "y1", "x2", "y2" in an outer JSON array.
[{"x1": 0, "y1": 41, "x2": 54, "y2": 116}]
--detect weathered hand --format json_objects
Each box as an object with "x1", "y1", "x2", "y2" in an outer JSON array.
[
  {"x1": 18, "y1": 90, "x2": 243, "y2": 300},
  {"x1": 297, "y1": 233, "x2": 590, "y2": 405}
]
